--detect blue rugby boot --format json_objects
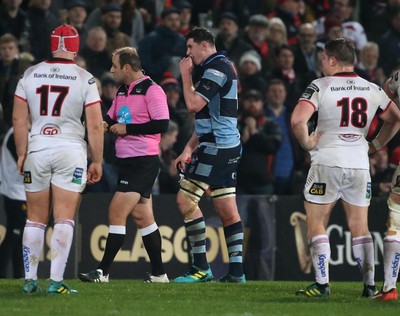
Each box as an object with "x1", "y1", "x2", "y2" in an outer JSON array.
[{"x1": 173, "y1": 266, "x2": 213, "y2": 283}]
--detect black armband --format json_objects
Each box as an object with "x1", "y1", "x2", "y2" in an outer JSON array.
[
  {"x1": 126, "y1": 119, "x2": 169, "y2": 135},
  {"x1": 104, "y1": 115, "x2": 117, "y2": 127}
]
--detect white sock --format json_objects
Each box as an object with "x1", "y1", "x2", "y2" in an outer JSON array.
[
  {"x1": 308, "y1": 234, "x2": 330, "y2": 285},
  {"x1": 50, "y1": 220, "x2": 74, "y2": 282},
  {"x1": 140, "y1": 222, "x2": 158, "y2": 236},
  {"x1": 22, "y1": 220, "x2": 46, "y2": 280},
  {"x1": 383, "y1": 235, "x2": 400, "y2": 292},
  {"x1": 352, "y1": 235, "x2": 375, "y2": 286}
]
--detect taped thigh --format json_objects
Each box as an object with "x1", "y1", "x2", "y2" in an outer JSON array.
[
  {"x1": 387, "y1": 197, "x2": 400, "y2": 235},
  {"x1": 209, "y1": 186, "x2": 236, "y2": 199},
  {"x1": 179, "y1": 178, "x2": 208, "y2": 219}
]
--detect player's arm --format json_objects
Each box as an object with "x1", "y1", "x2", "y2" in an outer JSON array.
[
  {"x1": 291, "y1": 100, "x2": 320, "y2": 151},
  {"x1": 383, "y1": 78, "x2": 399, "y2": 104},
  {"x1": 370, "y1": 101, "x2": 400, "y2": 153},
  {"x1": 85, "y1": 102, "x2": 104, "y2": 184},
  {"x1": 175, "y1": 132, "x2": 199, "y2": 171},
  {"x1": 180, "y1": 56, "x2": 207, "y2": 113},
  {"x1": 12, "y1": 96, "x2": 29, "y2": 175},
  {"x1": 181, "y1": 78, "x2": 207, "y2": 113}
]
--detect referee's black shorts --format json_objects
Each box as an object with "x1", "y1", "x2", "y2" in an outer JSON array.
[{"x1": 116, "y1": 155, "x2": 159, "y2": 198}]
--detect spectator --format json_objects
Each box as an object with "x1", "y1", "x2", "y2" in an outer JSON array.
[
  {"x1": 265, "y1": 17, "x2": 288, "y2": 70},
  {"x1": 314, "y1": 0, "x2": 368, "y2": 52},
  {"x1": 268, "y1": 0, "x2": 302, "y2": 45},
  {"x1": 65, "y1": 0, "x2": 89, "y2": 49},
  {"x1": 237, "y1": 89, "x2": 282, "y2": 195},
  {"x1": 176, "y1": 0, "x2": 193, "y2": 35},
  {"x1": 212, "y1": 0, "x2": 249, "y2": 28},
  {"x1": 355, "y1": 41, "x2": 386, "y2": 87},
  {"x1": 80, "y1": 26, "x2": 111, "y2": 78},
  {"x1": 0, "y1": 33, "x2": 34, "y2": 130},
  {"x1": 267, "y1": 44, "x2": 305, "y2": 111},
  {"x1": 264, "y1": 79, "x2": 303, "y2": 195},
  {"x1": 119, "y1": 0, "x2": 145, "y2": 47},
  {"x1": 369, "y1": 147, "x2": 394, "y2": 197},
  {"x1": 0, "y1": 0, "x2": 29, "y2": 40},
  {"x1": 242, "y1": 14, "x2": 271, "y2": 73},
  {"x1": 136, "y1": 0, "x2": 157, "y2": 33},
  {"x1": 215, "y1": 12, "x2": 255, "y2": 68},
  {"x1": 138, "y1": 7, "x2": 186, "y2": 82},
  {"x1": 85, "y1": 0, "x2": 113, "y2": 30},
  {"x1": 238, "y1": 52, "x2": 268, "y2": 97},
  {"x1": 320, "y1": 14, "x2": 344, "y2": 43},
  {"x1": 25, "y1": 0, "x2": 60, "y2": 61},
  {"x1": 100, "y1": 72, "x2": 119, "y2": 111},
  {"x1": 359, "y1": 0, "x2": 400, "y2": 43},
  {"x1": 292, "y1": 23, "x2": 319, "y2": 74},
  {"x1": 159, "y1": 73, "x2": 193, "y2": 154},
  {"x1": 101, "y1": 3, "x2": 132, "y2": 57},
  {"x1": 379, "y1": 7, "x2": 400, "y2": 77},
  {"x1": 158, "y1": 120, "x2": 180, "y2": 194}
]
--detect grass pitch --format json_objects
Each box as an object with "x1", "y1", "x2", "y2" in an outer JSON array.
[{"x1": 0, "y1": 280, "x2": 398, "y2": 316}]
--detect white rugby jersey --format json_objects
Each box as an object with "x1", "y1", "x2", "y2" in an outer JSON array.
[
  {"x1": 298, "y1": 72, "x2": 391, "y2": 169},
  {"x1": 14, "y1": 58, "x2": 101, "y2": 152}
]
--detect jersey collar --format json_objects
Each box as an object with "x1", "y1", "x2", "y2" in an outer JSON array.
[
  {"x1": 332, "y1": 72, "x2": 358, "y2": 77},
  {"x1": 46, "y1": 57, "x2": 75, "y2": 64},
  {"x1": 200, "y1": 51, "x2": 227, "y2": 66}
]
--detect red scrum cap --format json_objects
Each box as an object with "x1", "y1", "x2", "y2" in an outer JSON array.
[{"x1": 51, "y1": 24, "x2": 80, "y2": 55}]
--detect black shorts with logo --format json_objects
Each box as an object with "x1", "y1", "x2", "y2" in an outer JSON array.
[
  {"x1": 184, "y1": 144, "x2": 242, "y2": 188},
  {"x1": 116, "y1": 155, "x2": 159, "y2": 198}
]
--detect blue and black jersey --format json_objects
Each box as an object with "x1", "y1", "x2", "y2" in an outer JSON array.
[{"x1": 193, "y1": 52, "x2": 240, "y2": 148}]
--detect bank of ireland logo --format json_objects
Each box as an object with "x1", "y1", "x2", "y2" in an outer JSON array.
[
  {"x1": 72, "y1": 167, "x2": 84, "y2": 185},
  {"x1": 117, "y1": 105, "x2": 132, "y2": 123}
]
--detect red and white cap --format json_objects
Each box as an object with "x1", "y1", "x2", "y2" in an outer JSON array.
[{"x1": 51, "y1": 24, "x2": 80, "y2": 55}]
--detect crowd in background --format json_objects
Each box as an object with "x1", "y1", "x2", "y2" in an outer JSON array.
[{"x1": 1, "y1": 0, "x2": 400, "y2": 196}]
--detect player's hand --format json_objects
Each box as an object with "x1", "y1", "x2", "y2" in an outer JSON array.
[
  {"x1": 103, "y1": 121, "x2": 109, "y2": 132},
  {"x1": 109, "y1": 124, "x2": 127, "y2": 136},
  {"x1": 245, "y1": 117, "x2": 257, "y2": 133},
  {"x1": 303, "y1": 131, "x2": 321, "y2": 151},
  {"x1": 175, "y1": 151, "x2": 191, "y2": 172},
  {"x1": 180, "y1": 57, "x2": 193, "y2": 76},
  {"x1": 87, "y1": 162, "x2": 103, "y2": 184}
]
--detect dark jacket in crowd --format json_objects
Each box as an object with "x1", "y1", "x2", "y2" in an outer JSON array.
[
  {"x1": 138, "y1": 25, "x2": 186, "y2": 82},
  {"x1": 237, "y1": 115, "x2": 282, "y2": 193}
]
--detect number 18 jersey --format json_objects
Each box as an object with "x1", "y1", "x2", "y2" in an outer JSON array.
[
  {"x1": 14, "y1": 58, "x2": 101, "y2": 152},
  {"x1": 298, "y1": 72, "x2": 392, "y2": 169}
]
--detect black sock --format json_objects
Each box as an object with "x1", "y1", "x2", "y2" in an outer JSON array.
[
  {"x1": 98, "y1": 233, "x2": 125, "y2": 275},
  {"x1": 142, "y1": 229, "x2": 165, "y2": 276}
]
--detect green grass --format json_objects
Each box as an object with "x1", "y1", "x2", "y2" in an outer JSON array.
[{"x1": 0, "y1": 280, "x2": 398, "y2": 316}]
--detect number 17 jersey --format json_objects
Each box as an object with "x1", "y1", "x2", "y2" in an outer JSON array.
[
  {"x1": 298, "y1": 72, "x2": 392, "y2": 169},
  {"x1": 14, "y1": 58, "x2": 101, "y2": 152}
]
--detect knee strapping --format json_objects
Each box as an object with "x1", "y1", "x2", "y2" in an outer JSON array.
[
  {"x1": 209, "y1": 187, "x2": 236, "y2": 199},
  {"x1": 179, "y1": 179, "x2": 208, "y2": 219},
  {"x1": 387, "y1": 198, "x2": 400, "y2": 235}
]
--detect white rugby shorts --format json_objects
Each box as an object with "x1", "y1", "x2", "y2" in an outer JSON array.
[
  {"x1": 23, "y1": 145, "x2": 87, "y2": 193},
  {"x1": 304, "y1": 165, "x2": 371, "y2": 206},
  {"x1": 391, "y1": 164, "x2": 400, "y2": 196}
]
